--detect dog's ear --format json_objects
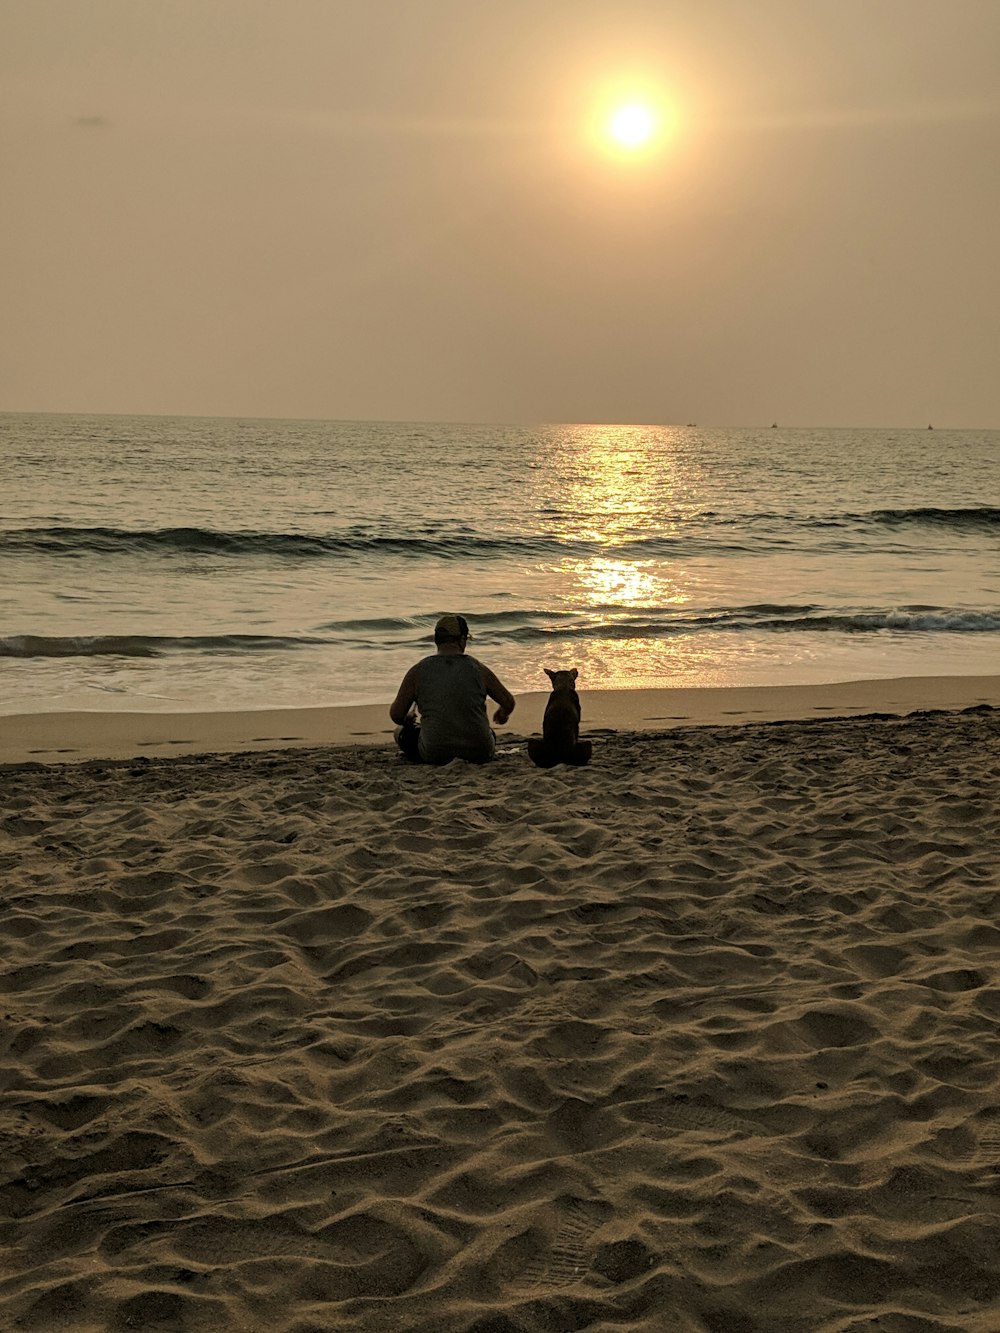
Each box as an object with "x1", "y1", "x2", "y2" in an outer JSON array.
[
  {"x1": 569, "y1": 668, "x2": 578, "y2": 682},
  {"x1": 544, "y1": 668, "x2": 556, "y2": 684}
]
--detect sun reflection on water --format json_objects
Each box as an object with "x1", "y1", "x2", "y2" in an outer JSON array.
[
  {"x1": 526, "y1": 424, "x2": 728, "y2": 688},
  {"x1": 542, "y1": 631, "x2": 730, "y2": 693},
  {"x1": 577, "y1": 555, "x2": 665, "y2": 608},
  {"x1": 541, "y1": 423, "x2": 696, "y2": 606}
]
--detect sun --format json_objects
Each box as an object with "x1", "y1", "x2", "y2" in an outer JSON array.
[
  {"x1": 578, "y1": 78, "x2": 681, "y2": 166},
  {"x1": 608, "y1": 103, "x2": 656, "y2": 150}
]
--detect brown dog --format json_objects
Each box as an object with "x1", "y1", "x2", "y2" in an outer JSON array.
[{"x1": 527, "y1": 667, "x2": 593, "y2": 768}]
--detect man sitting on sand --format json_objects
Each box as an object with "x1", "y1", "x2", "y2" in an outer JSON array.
[{"x1": 390, "y1": 614, "x2": 515, "y2": 764}]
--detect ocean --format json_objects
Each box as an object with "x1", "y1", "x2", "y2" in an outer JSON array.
[{"x1": 2, "y1": 413, "x2": 997, "y2": 716}]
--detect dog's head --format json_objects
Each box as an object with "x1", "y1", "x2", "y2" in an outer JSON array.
[{"x1": 544, "y1": 667, "x2": 579, "y2": 691}]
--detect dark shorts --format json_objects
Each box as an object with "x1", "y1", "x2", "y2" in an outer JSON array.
[
  {"x1": 395, "y1": 718, "x2": 496, "y2": 765},
  {"x1": 395, "y1": 717, "x2": 423, "y2": 761}
]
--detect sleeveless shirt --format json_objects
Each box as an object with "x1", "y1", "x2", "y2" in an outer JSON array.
[{"x1": 414, "y1": 653, "x2": 495, "y2": 764}]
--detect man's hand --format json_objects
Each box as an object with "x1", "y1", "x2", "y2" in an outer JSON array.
[{"x1": 482, "y1": 665, "x2": 515, "y2": 727}]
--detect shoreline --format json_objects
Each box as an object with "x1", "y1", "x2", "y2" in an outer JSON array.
[{"x1": 4, "y1": 672, "x2": 1000, "y2": 766}]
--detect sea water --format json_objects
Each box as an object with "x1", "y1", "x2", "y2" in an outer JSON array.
[{"x1": 2, "y1": 413, "x2": 998, "y2": 714}]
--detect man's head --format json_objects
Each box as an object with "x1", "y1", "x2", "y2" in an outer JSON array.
[{"x1": 434, "y1": 613, "x2": 470, "y2": 647}]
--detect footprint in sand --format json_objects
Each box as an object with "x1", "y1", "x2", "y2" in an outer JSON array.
[
  {"x1": 975, "y1": 1127, "x2": 1000, "y2": 1169},
  {"x1": 519, "y1": 1197, "x2": 611, "y2": 1290},
  {"x1": 625, "y1": 1096, "x2": 763, "y2": 1138}
]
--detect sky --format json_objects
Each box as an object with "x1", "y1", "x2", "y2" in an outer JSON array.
[{"x1": 2, "y1": 0, "x2": 999, "y2": 427}]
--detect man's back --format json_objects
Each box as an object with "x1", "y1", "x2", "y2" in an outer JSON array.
[
  {"x1": 389, "y1": 613, "x2": 515, "y2": 764},
  {"x1": 414, "y1": 653, "x2": 494, "y2": 763}
]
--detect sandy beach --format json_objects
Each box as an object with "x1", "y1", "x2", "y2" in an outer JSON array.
[
  {"x1": 3, "y1": 678, "x2": 1000, "y2": 1332},
  {"x1": 5, "y1": 673, "x2": 1000, "y2": 767}
]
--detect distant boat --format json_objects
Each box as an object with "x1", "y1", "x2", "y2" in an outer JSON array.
[
  {"x1": 771, "y1": 422, "x2": 778, "y2": 428},
  {"x1": 928, "y1": 424, "x2": 934, "y2": 430}
]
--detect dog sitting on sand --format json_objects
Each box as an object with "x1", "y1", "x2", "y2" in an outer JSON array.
[{"x1": 527, "y1": 668, "x2": 593, "y2": 768}]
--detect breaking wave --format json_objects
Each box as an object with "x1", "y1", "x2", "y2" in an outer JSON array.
[
  {"x1": 2, "y1": 507, "x2": 996, "y2": 564},
  {"x1": 0, "y1": 633, "x2": 328, "y2": 659},
  {"x1": 8, "y1": 606, "x2": 997, "y2": 660}
]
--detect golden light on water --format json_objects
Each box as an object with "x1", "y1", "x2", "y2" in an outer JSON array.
[
  {"x1": 526, "y1": 424, "x2": 724, "y2": 690},
  {"x1": 548, "y1": 425, "x2": 693, "y2": 616},
  {"x1": 582, "y1": 556, "x2": 663, "y2": 608}
]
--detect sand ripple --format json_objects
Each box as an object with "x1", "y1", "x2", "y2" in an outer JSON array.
[{"x1": 2, "y1": 710, "x2": 1000, "y2": 1331}]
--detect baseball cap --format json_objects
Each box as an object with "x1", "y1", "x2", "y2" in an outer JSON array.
[{"x1": 434, "y1": 614, "x2": 469, "y2": 641}]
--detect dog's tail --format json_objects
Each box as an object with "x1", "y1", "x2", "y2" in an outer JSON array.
[
  {"x1": 527, "y1": 737, "x2": 592, "y2": 768},
  {"x1": 527, "y1": 736, "x2": 556, "y2": 768}
]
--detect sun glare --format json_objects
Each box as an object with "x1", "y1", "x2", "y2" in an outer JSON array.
[
  {"x1": 585, "y1": 86, "x2": 677, "y2": 162},
  {"x1": 609, "y1": 103, "x2": 655, "y2": 149}
]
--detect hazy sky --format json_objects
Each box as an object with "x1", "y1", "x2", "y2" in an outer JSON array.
[{"x1": 3, "y1": 0, "x2": 999, "y2": 426}]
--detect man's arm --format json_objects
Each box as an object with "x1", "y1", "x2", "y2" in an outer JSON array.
[
  {"x1": 389, "y1": 666, "x2": 418, "y2": 725},
  {"x1": 481, "y1": 666, "x2": 516, "y2": 725}
]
